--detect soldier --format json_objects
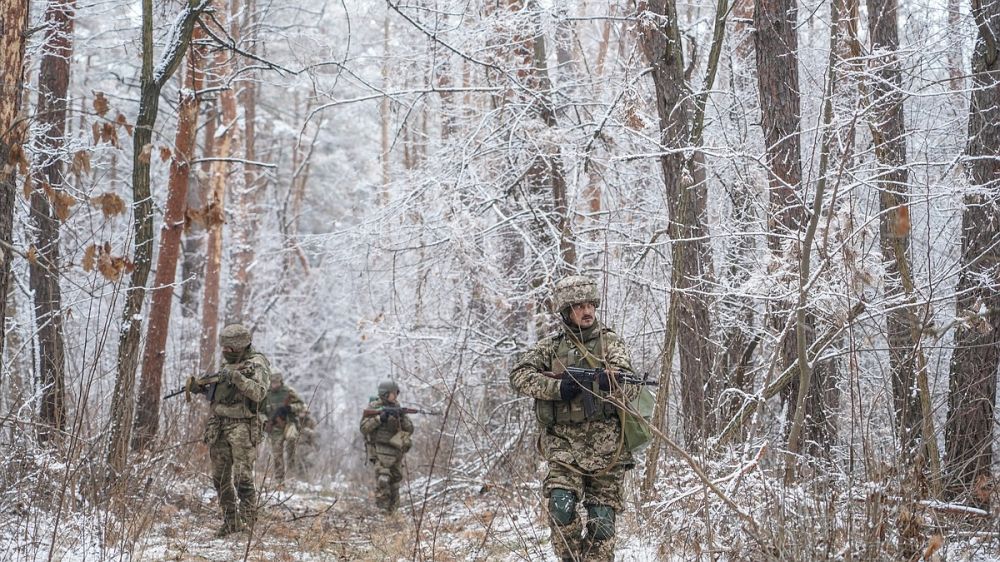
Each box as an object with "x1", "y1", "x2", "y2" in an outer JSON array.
[
  {"x1": 509, "y1": 275, "x2": 640, "y2": 562},
  {"x1": 359, "y1": 381, "x2": 413, "y2": 514},
  {"x1": 262, "y1": 369, "x2": 307, "y2": 484},
  {"x1": 196, "y1": 323, "x2": 271, "y2": 537}
]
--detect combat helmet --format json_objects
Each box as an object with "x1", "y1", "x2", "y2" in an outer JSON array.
[
  {"x1": 270, "y1": 369, "x2": 284, "y2": 385},
  {"x1": 553, "y1": 275, "x2": 601, "y2": 313},
  {"x1": 377, "y1": 380, "x2": 400, "y2": 399},
  {"x1": 219, "y1": 323, "x2": 252, "y2": 349}
]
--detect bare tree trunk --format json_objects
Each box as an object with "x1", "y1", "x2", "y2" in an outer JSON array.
[
  {"x1": 0, "y1": 0, "x2": 30, "y2": 367},
  {"x1": 106, "y1": 0, "x2": 207, "y2": 477},
  {"x1": 30, "y1": 0, "x2": 75, "y2": 442},
  {"x1": 179, "y1": 91, "x2": 215, "y2": 318},
  {"x1": 133, "y1": 31, "x2": 206, "y2": 451},
  {"x1": 640, "y1": 0, "x2": 717, "y2": 446},
  {"x1": 947, "y1": 0, "x2": 964, "y2": 91},
  {"x1": 755, "y1": 0, "x2": 836, "y2": 457},
  {"x1": 944, "y1": 0, "x2": 1000, "y2": 509},
  {"x1": 199, "y1": 1, "x2": 239, "y2": 373},
  {"x1": 226, "y1": 0, "x2": 256, "y2": 322},
  {"x1": 379, "y1": 16, "x2": 391, "y2": 205},
  {"x1": 866, "y1": 0, "x2": 922, "y2": 465}
]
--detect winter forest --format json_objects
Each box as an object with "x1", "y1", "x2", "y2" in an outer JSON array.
[{"x1": 1, "y1": 0, "x2": 999, "y2": 559}]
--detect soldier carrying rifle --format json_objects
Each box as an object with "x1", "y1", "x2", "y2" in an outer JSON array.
[
  {"x1": 509, "y1": 275, "x2": 648, "y2": 562},
  {"x1": 359, "y1": 380, "x2": 414, "y2": 514}
]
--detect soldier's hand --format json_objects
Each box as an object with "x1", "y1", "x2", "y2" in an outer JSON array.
[
  {"x1": 379, "y1": 410, "x2": 390, "y2": 423},
  {"x1": 559, "y1": 377, "x2": 582, "y2": 401},
  {"x1": 597, "y1": 370, "x2": 614, "y2": 391}
]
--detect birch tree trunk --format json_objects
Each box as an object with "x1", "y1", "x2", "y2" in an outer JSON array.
[
  {"x1": 30, "y1": 0, "x2": 75, "y2": 441},
  {"x1": 944, "y1": 0, "x2": 1000, "y2": 509},
  {"x1": 0, "y1": 0, "x2": 30, "y2": 367},
  {"x1": 106, "y1": 0, "x2": 208, "y2": 476},
  {"x1": 133, "y1": 32, "x2": 206, "y2": 451}
]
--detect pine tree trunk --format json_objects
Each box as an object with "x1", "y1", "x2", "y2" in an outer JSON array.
[
  {"x1": 866, "y1": 0, "x2": 923, "y2": 463},
  {"x1": 0, "y1": 0, "x2": 30, "y2": 368},
  {"x1": 132, "y1": 34, "x2": 206, "y2": 451},
  {"x1": 640, "y1": 0, "x2": 717, "y2": 446},
  {"x1": 754, "y1": 0, "x2": 836, "y2": 457},
  {"x1": 30, "y1": 0, "x2": 75, "y2": 442},
  {"x1": 106, "y1": 0, "x2": 207, "y2": 476},
  {"x1": 944, "y1": 0, "x2": 1000, "y2": 509},
  {"x1": 199, "y1": 1, "x2": 239, "y2": 372}
]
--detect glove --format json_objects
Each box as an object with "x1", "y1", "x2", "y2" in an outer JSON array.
[
  {"x1": 559, "y1": 377, "x2": 582, "y2": 401},
  {"x1": 597, "y1": 370, "x2": 614, "y2": 392},
  {"x1": 379, "y1": 410, "x2": 390, "y2": 423},
  {"x1": 275, "y1": 405, "x2": 291, "y2": 419}
]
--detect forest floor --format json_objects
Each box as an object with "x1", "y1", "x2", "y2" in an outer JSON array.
[{"x1": 3, "y1": 475, "x2": 661, "y2": 562}]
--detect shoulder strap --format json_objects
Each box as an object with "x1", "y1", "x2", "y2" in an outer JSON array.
[{"x1": 567, "y1": 334, "x2": 602, "y2": 369}]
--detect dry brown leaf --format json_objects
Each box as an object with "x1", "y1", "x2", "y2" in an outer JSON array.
[
  {"x1": 51, "y1": 190, "x2": 77, "y2": 222},
  {"x1": 72, "y1": 150, "x2": 91, "y2": 177},
  {"x1": 22, "y1": 177, "x2": 32, "y2": 199},
  {"x1": 203, "y1": 202, "x2": 225, "y2": 227},
  {"x1": 91, "y1": 192, "x2": 126, "y2": 218},
  {"x1": 101, "y1": 122, "x2": 118, "y2": 147},
  {"x1": 26, "y1": 246, "x2": 38, "y2": 265},
  {"x1": 91, "y1": 122, "x2": 100, "y2": 145},
  {"x1": 138, "y1": 143, "x2": 153, "y2": 164},
  {"x1": 184, "y1": 206, "x2": 203, "y2": 230},
  {"x1": 82, "y1": 244, "x2": 97, "y2": 272},
  {"x1": 115, "y1": 113, "x2": 133, "y2": 137},
  {"x1": 8, "y1": 144, "x2": 28, "y2": 174},
  {"x1": 159, "y1": 146, "x2": 172, "y2": 163},
  {"x1": 93, "y1": 92, "x2": 109, "y2": 117}
]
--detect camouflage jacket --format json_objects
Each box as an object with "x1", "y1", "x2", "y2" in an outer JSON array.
[
  {"x1": 360, "y1": 398, "x2": 414, "y2": 447},
  {"x1": 509, "y1": 321, "x2": 639, "y2": 472},
  {"x1": 263, "y1": 384, "x2": 306, "y2": 436},
  {"x1": 210, "y1": 347, "x2": 271, "y2": 419}
]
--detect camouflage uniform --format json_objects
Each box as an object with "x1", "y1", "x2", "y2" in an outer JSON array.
[
  {"x1": 201, "y1": 324, "x2": 270, "y2": 536},
  {"x1": 359, "y1": 383, "x2": 413, "y2": 513},
  {"x1": 509, "y1": 276, "x2": 639, "y2": 562},
  {"x1": 262, "y1": 370, "x2": 307, "y2": 482}
]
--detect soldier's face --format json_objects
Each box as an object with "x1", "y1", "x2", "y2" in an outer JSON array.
[
  {"x1": 568, "y1": 302, "x2": 596, "y2": 328},
  {"x1": 387, "y1": 391, "x2": 398, "y2": 402}
]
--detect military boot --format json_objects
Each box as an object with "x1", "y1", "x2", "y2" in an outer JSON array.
[{"x1": 215, "y1": 518, "x2": 245, "y2": 538}]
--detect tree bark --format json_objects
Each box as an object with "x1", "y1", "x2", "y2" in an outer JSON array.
[
  {"x1": 944, "y1": 0, "x2": 1000, "y2": 509},
  {"x1": 227, "y1": 0, "x2": 258, "y2": 322},
  {"x1": 199, "y1": 1, "x2": 239, "y2": 373},
  {"x1": 0, "y1": 0, "x2": 30, "y2": 369},
  {"x1": 640, "y1": 0, "x2": 717, "y2": 446},
  {"x1": 30, "y1": 0, "x2": 75, "y2": 442},
  {"x1": 754, "y1": 0, "x2": 836, "y2": 456},
  {"x1": 866, "y1": 0, "x2": 923, "y2": 464},
  {"x1": 106, "y1": 0, "x2": 208, "y2": 477},
  {"x1": 132, "y1": 31, "x2": 206, "y2": 451}
]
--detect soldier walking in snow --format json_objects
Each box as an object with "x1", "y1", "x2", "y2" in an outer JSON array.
[
  {"x1": 196, "y1": 323, "x2": 271, "y2": 537},
  {"x1": 509, "y1": 275, "x2": 640, "y2": 562},
  {"x1": 262, "y1": 369, "x2": 307, "y2": 484},
  {"x1": 359, "y1": 380, "x2": 414, "y2": 514}
]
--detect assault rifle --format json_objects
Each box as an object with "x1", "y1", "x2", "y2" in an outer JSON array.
[
  {"x1": 361, "y1": 406, "x2": 441, "y2": 419},
  {"x1": 163, "y1": 372, "x2": 223, "y2": 402},
  {"x1": 265, "y1": 395, "x2": 293, "y2": 432},
  {"x1": 542, "y1": 367, "x2": 658, "y2": 418}
]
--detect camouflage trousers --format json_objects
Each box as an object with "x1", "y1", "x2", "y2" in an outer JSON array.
[
  {"x1": 268, "y1": 431, "x2": 298, "y2": 482},
  {"x1": 372, "y1": 449, "x2": 404, "y2": 513},
  {"x1": 544, "y1": 461, "x2": 627, "y2": 562},
  {"x1": 206, "y1": 417, "x2": 261, "y2": 527}
]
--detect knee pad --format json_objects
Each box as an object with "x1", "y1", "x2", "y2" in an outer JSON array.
[
  {"x1": 548, "y1": 489, "x2": 577, "y2": 526},
  {"x1": 586, "y1": 505, "x2": 616, "y2": 541}
]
